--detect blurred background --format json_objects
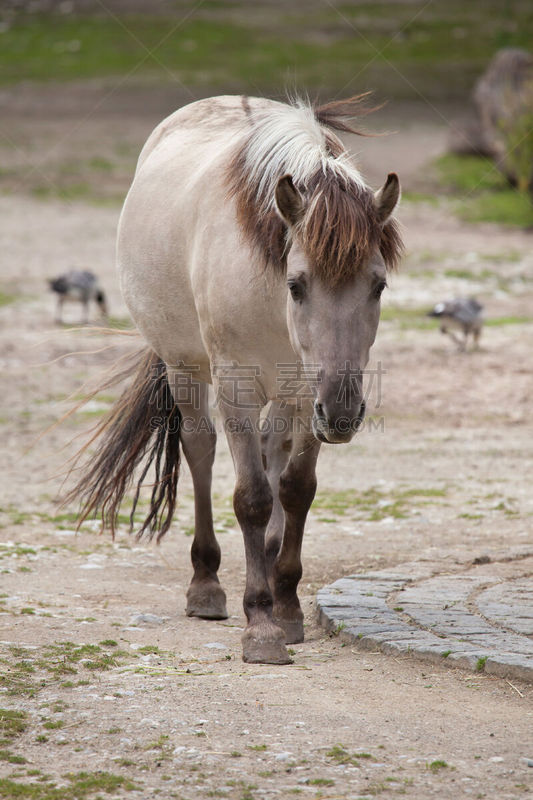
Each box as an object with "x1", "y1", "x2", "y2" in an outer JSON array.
[
  {"x1": 1, "y1": 5, "x2": 533, "y2": 796},
  {"x1": 0, "y1": 0, "x2": 532, "y2": 548}
]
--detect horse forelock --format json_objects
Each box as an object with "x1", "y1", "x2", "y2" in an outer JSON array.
[{"x1": 226, "y1": 99, "x2": 403, "y2": 285}]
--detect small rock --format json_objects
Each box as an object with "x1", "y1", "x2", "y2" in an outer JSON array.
[
  {"x1": 203, "y1": 641, "x2": 227, "y2": 650},
  {"x1": 173, "y1": 746, "x2": 187, "y2": 756},
  {"x1": 522, "y1": 758, "x2": 533, "y2": 767},
  {"x1": 275, "y1": 752, "x2": 292, "y2": 761},
  {"x1": 140, "y1": 718, "x2": 160, "y2": 728},
  {"x1": 489, "y1": 756, "x2": 504, "y2": 762},
  {"x1": 129, "y1": 613, "x2": 165, "y2": 626}
]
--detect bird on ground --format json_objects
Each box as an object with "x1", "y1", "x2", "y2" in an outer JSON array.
[
  {"x1": 49, "y1": 270, "x2": 108, "y2": 325},
  {"x1": 427, "y1": 297, "x2": 484, "y2": 350}
]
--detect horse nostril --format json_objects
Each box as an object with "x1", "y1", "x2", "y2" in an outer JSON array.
[{"x1": 314, "y1": 401, "x2": 325, "y2": 419}]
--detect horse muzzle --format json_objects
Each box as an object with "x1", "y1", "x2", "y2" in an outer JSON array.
[{"x1": 312, "y1": 400, "x2": 366, "y2": 444}]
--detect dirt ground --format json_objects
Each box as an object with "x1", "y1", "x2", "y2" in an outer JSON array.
[{"x1": 1, "y1": 84, "x2": 532, "y2": 799}]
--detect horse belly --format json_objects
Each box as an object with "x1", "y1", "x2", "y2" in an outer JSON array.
[{"x1": 117, "y1": 143, "x2": 214, "y2": 377}]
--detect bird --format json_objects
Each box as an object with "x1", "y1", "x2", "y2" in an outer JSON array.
[
  {"x1": 427, "y1": 298, "x2": 484, "y2": 350},
  {"x1": 48, "y1": 270, "x2": 108, "y2": 325}
]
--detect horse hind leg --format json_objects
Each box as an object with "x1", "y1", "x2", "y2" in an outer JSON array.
[{"x1": 168, "y1": 374, "x2": 228, "y2": 620}]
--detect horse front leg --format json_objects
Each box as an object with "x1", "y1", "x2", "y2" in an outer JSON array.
[
  {"x1": 261, "y1": 402, "x2": 293, "y2": 582},
  {"x1": 217, "y1": 387, "x2": 291, "y2": 664},
  {"x1": 272, "y1": 419, "x2": 321, "y2": 644}
]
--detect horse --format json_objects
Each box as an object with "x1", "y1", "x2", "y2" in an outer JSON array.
[{"x1": 65, "y1": 94, "x2": 403, "y2": 665}]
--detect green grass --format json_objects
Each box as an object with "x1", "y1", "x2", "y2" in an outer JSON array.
[
  {"x1": 434, "y1": 154, "x2": 533, "y2": 228},
  {"x1": 484, "y1": 316, "x2": 533, "y2": 327},
  {"x1": 0, "y1": 291, "x2": 18, "y2": 307},
  {"x1": 476, "y1": 656, "x2": 487, "y2": 672},
  {"x1": 0, "y1": 641, "x2": 132, "y2": 698},
  {"x1": 380, "y1": 306, "x2": 437, "y2": 329},
  {"x1": 0, "y1": 749, "x2": 26, "y2": 764},
  {"x1": 325, "y1": 744, "x2": 362, "y2": 767},
  {"x1": 459, "y1": 191, "x2": 533, "y2": 227},
  {"x1": 0, "y1": 771, "x2": 139, "y2": 799},
  {"x1": 427, "y1": 759, "x2": 449, "y2": 772},
  {"x1": 0, "y1": 3, "x2": 531, "y2": 97},
  {"x1": 312, "y1": 485, "x2": 447, "y2": 521},
  {"x1": 0, "y1": 709, "x2": 28, "y2": 744}
]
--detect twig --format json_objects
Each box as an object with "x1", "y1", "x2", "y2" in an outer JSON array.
[{"x1": 506, "y1": 679, "x2": 524, "y2": 697}]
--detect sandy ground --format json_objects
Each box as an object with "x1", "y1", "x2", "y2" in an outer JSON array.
[{"x1": 1, "y1": 85, "x2": 533, "y2": 799}]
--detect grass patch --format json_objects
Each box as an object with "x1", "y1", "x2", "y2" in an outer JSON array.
[
  {"x1": 312, "y1": 485, "x2": 446, "y2": 521},
  {"x1": 325, "y1": 744, "x2": 361, "y2": 767},
  {"x1": 380, "y1": 306, "x2": 437, "y2": 329},
  {"x1": 476, "y1": 656, "x2": 487, "y2": 672},
  {"x1": 0, "y1": 641, "x2": 131, "y2": 697},
  {"x1": 0, "y1": 709, "x2": 28, "y2": 744},
  {"x1": 459, "y1": 191, "x2": 533, "y2": 227},
  {"x1": 42, "y1": 720, "x2": 64, "y2": 730},
  {"x1": 0, "y1": 749, "x2": 27, "y2": 764},
  {"x1": 0, "y1": 771, "x2": 140, "y2": 799},
  {"x1": 434, "y1": 153, "x2": 533, "y2": 228},
  {"x1": 484, "y1": 315, "x2": 533, "y2": 327},
  {"x1": 428, "y1": 759, "x2": 449, "y2": 772},
  {"x1": 0, "y1": 291, "x2": 18, "y2": 307},
  {"x1": 0, "y1": 3, "x2": 531, "y2": 99}
]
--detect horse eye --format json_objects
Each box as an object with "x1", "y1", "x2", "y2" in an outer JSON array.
[
  {"x1": 288, "y1": 281, "x2": 305, "y2": 302},
  {"x1": 374, "y1": 280, "x2": 387, "y2": 300}
]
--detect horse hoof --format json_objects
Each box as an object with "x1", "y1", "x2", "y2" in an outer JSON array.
[
  {"x1": 275, "y1": 618, "x2": 304, "y2": 645},
  {"x1": 186, "y1": 582, "x2": 228, "y2": 620},
  {"x1": 241, "y1": 625, "x2": 293, "y2": 665}
]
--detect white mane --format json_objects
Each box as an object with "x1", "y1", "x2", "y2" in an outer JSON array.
[{"x1": 241, "y1": 99, "x2": 366, "y2": 212}]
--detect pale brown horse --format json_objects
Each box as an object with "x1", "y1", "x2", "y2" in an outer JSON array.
[{"x1": 66, "y1": 95, "x2": 403, "y2": 664}]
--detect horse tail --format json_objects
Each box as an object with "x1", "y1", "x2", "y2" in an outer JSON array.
[{"x1": 63, "y1": 348, "x2": 181, "y2": 542}]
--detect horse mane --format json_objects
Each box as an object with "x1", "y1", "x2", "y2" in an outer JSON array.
[{"x1": 226, "y1": 95, "x2": 403, "y2": 286}]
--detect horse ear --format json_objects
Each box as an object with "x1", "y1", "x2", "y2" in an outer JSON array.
[
  {"x1": 275, "y1": 174, "x2": 304, "y2": 226},
  {"x1": 374, "y1": 172, "x2": 400, "y2": 224}
]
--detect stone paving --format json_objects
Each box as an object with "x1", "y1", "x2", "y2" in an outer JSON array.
[{"x1": 316, "y1": 553, "x2": 533, "y2": 682}]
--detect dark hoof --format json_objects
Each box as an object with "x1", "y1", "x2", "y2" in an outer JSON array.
[
  {"x1": 242, "y1": 624, "x2": 293, "y2": 665},
  {"x1": 186, "y1": 582, "x2": 228, "y2": 620},
  {"x1": 274, "y1": 617, "x2": 304, "y2": 644}
]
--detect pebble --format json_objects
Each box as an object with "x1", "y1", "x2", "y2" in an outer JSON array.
[
  {"x1": 173, "y1": 746, "x2": 187, "y2": 756},
  {"x1": 275, "y1": 752, "x2": 292, "y2": 761},
  {"x1": 140, "y1": 718, "x2": 160, "y2": 728},
  {"x1": 490, "y1": 756, "x2": 504, "y2": 763},
  {"x1": 203, "y1": 641, "x2": 227, "y2": 650},
  {"x1": 129, "y1": 613, "x2": 165, "y2": 626}
]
